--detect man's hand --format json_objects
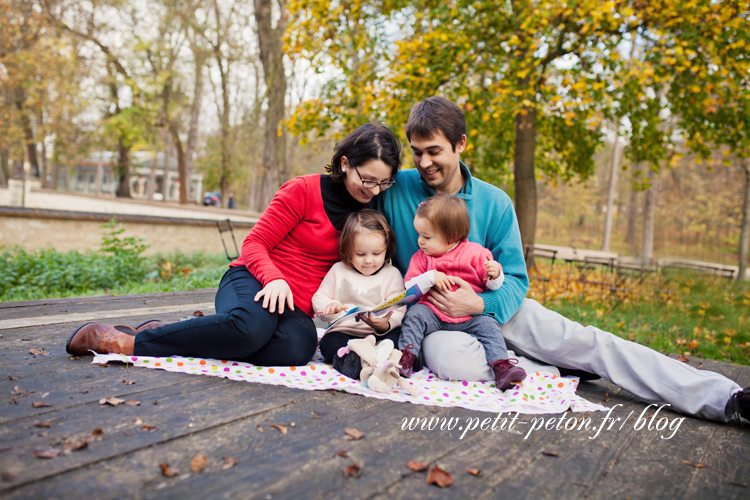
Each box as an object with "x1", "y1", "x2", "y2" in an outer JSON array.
[
  {"x1": 427, "y1": 276, "x2": 484, "y2": 317},
  {"x1": 433, "y1": 270, "x2": 456, "y2": 292},
  {"x1": 485, "y1": 259, "x2": 501, "y2": 280},
  {"x1": 254, "y1": 279, "x2": 295, "y2": 314},
  {"x1": 321, "y1": 302, "x2": 347, "y2": 316},
  {"x1": 356, "y1": 311, "x2": 394, "y2": 333}
]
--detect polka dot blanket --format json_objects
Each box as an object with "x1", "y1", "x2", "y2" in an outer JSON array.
[{"x1": 92, "y1": 330, "x2": 609, "y2": 415}]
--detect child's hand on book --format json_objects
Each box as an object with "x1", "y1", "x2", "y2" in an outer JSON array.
[
  {"x1": 356, "y1": 311, "x2": 393, "y2": 333},
  {"x1": 321, "y1": 302, "x2": 347, "y2": 316},
  {"x1": 485, "y1": 259, "x2": 502, "y2": 280},
  {"x1": 433, "y1": 271, "x2": 456, "y2": 292}
]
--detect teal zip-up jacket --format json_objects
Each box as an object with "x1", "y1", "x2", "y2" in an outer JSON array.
[{"x1": 371, "y1": 163, "x2": 529, "y2": 324}]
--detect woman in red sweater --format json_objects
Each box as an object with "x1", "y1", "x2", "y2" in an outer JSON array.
[{"x1": 66, "y1": 124, "x2": 402, "y2": 366}]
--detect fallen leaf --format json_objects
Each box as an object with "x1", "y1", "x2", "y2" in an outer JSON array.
[
  {"x1": 141, "y1": 424, "x2": 157, "y2": 431},
  {"x1": 29, "y1": 349, "x2": 50, "y2": 356},
  {"x1": 33, "y1": 447, "x2": 61, "y2": 459},
  {"x1": 682, "y1": 460, "x2": 705, "y2": 468},
  {"x1": 426, "y1": 466, "x2": 453, "y2": 487},
  {"x1": 40, "y1": 392, "x2": 49, "y2": 398},
  {"x1": 10, "y1": 386, "x2": 27, "y2": 396},
  {"x1": 160, "y1": 463, "x2": 179, "y2": 477},
  {"x1": 191, "y1": 454, "x2": 207, "y2": 473},
  {"x1": 81, "y1": 389, "x2": 89, "y2": 394},
  {"x1": 466, "y1": 467, "x2": 481, "y2": 476},
  {"x1": 311, "y1": 412, "x2": 322, "y2": 419},
  {"x1": 122, "y1": 380, "x2": 136, "y2": 385},
  {"x1": 63, "y1": 439, "x2": 88, "y2": 452},
  {"x1": 256, "y1": 425, "x2": 264, "y2": 432},
  {"x1": 407, "y1": 461, "x2": 428, "y2": 472},
  {"x1": 99, "y1": 397, "x2": 125, "y2": 406},
  {"x1": 542, "y1": 450, "x2": 560, "y2": 457},
  {"x1": 34, "y1": 421, "x2": 53, "y2": 428},
  {"x1": 678, "y1": 355, "x2": 690, "y2": 363},
  {"x1": 728, "y1": 481, "x2": 748, "y2": 488},
  {"x1": 153, "y1": 400, "x2": 158, "y2": 405},
  {"x1": 343, "y1": 464, "x2": 362, "y2": 478},
  {"x1": 31, "y1": 402, "x2": 52, "y2": 408},
  {"x1": 7, "y1": 375, "x2": 17, "y2": 381},
  {"x1": 221, "y1": 456, "x2": 238, "y2": 470},
  {"x1": 288, "y1": 399, "x2": 297, "y2": 404},
  {"x1": 270, "y1": 424, "x2": 287, "y2": 434},
  {"x1": 91, "y1": 428, "x2": 104, "y2": 441},
  {"x1": 1, "y1": 471, "x2": 16, "y2": 482},
  {"x1": 9, "y1": 398, "x2": 18, "y2": 405},
  {"x1": 343, "y1": 428, "x2": 364, "y2": 440},
  {"x1": 125, "y1": 400, "x2": 140, "y2": 406},
  {"x1": 336, "y1": 450, "x2": 348, "y2": 457}
]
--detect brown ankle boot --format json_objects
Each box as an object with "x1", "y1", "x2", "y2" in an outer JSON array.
[
  {"x1": 491, "y1": 358, "x2": 527, "y2": 391},
  {"x1": 398, "y1": 346, "x2": 418, "y2": 378},
  {"x1": 134, "y1": 319, "x2": 175, "y2": 332},
  {"x1": 66, "y1": 323, "x2": 136, "y2": 356}
]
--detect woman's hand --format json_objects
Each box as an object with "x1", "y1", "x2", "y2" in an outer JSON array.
[
  {"x1": 321, "y1": 302, "x2": 347, "y2": 316},
  {"x1": 356, "y1": 311, "x2": 393, "y2": 333},
  {"x1": 428, "y1": 276, "x2": 484, "y2": 317},
  {"x1": 254, "y1": 279, "x2": 295, "y2": 314}
]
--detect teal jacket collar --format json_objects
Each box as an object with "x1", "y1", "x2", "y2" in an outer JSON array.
[{"x1": 417, "y1": 162, "x2": 474, "y2": 198}]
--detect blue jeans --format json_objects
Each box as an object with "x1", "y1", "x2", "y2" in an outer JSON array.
[{"x1": 134, "y1": 266, "x2": 318, "y2": 366}]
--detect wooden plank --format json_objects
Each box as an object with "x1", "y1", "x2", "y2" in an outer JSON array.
[{"x1": 0, "y1": 302, "x2": 214, "y2": 330}]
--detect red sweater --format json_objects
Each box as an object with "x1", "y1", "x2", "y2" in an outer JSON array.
[{"x1": 231, "y1": 174, "x2": 363, "y2": 317}]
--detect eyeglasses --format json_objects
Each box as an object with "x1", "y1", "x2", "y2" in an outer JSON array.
[{"x1": 353, "y1": 165, "x2": 395, "y2": 190}]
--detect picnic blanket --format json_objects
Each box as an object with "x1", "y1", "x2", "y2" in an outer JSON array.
[{"x1": 93, "y1": 330, "x2": 608, "y2": 415}]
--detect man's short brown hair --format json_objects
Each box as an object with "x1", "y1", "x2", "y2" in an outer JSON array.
[
  {"x1": 405, "y1": 96, "x2": 467, "y2": 151},
  {"x1": 338, "y1": 209, "x2": 396, "y2": 268},
  {"x1": 415, "y1": 194, "x2": 471, "y2": 244}
]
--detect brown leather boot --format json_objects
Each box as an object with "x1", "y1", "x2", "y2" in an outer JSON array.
[
  {"x1": 134, "y1": 319, "x2": 175, "y2": 332},
  {"x1": 66, "y1": 323, "x2": 136, "y2": 356},
  {"x1": 398, "y1": 346, "x2": 418, "y2": 378}
]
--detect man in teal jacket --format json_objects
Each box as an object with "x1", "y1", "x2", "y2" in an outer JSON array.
[{"x1": 373, "y1": 96, "x2": 749, "y2": 423}]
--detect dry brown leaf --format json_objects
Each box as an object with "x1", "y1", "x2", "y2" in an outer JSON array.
[
  {"x1": 682, "y1": 460, "x2": 706, "y2": 468},
  {"x1": 678, "y1": 355, "x2": 690, "y2": 363},
  {"x1": 125, "y1": 400, "x2": 141, "y2": 406},
  {"x1": 10, "y1": 385, "x2": 28, "y2": 396},
  {"x1": 141, "y1": 424, "x2": 157, "y2": 431},
  {"x1": 466, "y1": 467, "x2": 481, "y2": 476},
  {"x1": 256, "y1": 424, "x2": 264, "y2": 432},
  {"x1": 34, "y1": 421, "x2": 53, "y2": 428},
  {"x1": 336, "y1": 450, "x2": 348, "y2": 457},
  {"x1": 134, "y1": 417, "x2": 143, "y2": 425},
  {"x1": 221, "y1": 456, "x2": 238, "y2": 470},
  {"x1": 407, "y1": 461, "x2": 428, "y2": 472},
  {"x1": 343, "y1": 464, "x2": 362, "y2": 478},
  {"x1": 7, "y1": 375, "x2": 17, "y2": 381},
  {"x1": 29, "y1": 348, "x2": 50, "y2": 356},
  {"x1": 1, "y1": 471, "x2": 16, "y2": 482},
  {"x1": 91, "y1": 428, "x2": 104, "y2": 440},
  {"x1": 191, "y1": 454, "x2": 207, "y2": 473},
  {"x1": 63, "y1": 439, "x2": 88, "y2": 452},
  {"x1": 542, "y1": 450, "x2": 560, "y2": 457},
  {"x1": 343, "y1": 428, "x2": 364, "y2": 440},
  {"x1": 152, "y1": 400, "x2": 159, "y2": 405},
  {"x1": 426, "y1": 466, "x2": 453, "y2": 487},
  {"x1": 33, "y1": 447, "x2": 61, "y2": 459},
  {"x1": 270, "y1": 424, "x2": 287, "y2": 434},
  {"x1": 99, "y1": 397, "x2": 125, "y2": 406},
  {"x1": 160, "y1": 463, "x2": 179, "y2": 477},
  {"x1": 121, "y1": 379, "x2": 136, "y2": 385},
  {"x1": 31, "y1": 402, "x2": 51, "y2": 408}
]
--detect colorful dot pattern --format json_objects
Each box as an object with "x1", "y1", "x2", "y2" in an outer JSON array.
[{"x1": 92, "y1": 330, "x2": 609, "y2": 415}]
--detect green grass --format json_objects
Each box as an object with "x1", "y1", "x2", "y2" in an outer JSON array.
[{"x1": 531, "y1": 266, "x2": 750, "y2": 366}]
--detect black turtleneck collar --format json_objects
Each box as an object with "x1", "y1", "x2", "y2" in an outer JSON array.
[{"x1": 320, "y1": 175, "x2": 365, "y2": 231}]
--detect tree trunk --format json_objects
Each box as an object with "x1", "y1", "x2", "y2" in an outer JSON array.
[
  {"x1": 738, "y1": 157, "x2": 750, "y2": 281},
  {"x1": 116, "y1": 137, "x2": 132, "y2": 198},
  {"x1": 601, "y1": 137, "x2": 620, "y2": 251},
  {"x1": 625, "y1": 165, "x2": 641, "y2": 255},
  {"x1": 255, "y1": 0, "x2": 288, "y2": 209},
  {"x1": 513, "y1": 78, "x2": 537, "y2": 267},
  {"x1": 170, "y1": 123, "x2": 187, "y2": 204},
  {"x1": 0, "y1": 149, "x2": 9, "y2": 186},
  {"x1": 147, "y1": 146, "x2": 158, "y2": 199},
  {"x1": 641, "y1": 168, "x2": 659, "y2": 261},
  {"x1": 185, "y1": 52, "x2": 205, "y2": 204}
]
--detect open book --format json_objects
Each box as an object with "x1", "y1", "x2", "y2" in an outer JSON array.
[{"x1": 324, "y1": 282, "x2": 424, "y2": 331}]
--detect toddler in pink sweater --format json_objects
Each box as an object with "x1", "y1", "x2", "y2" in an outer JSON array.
[{"x1": 398, "y1": 194, "x2": 526, "y2": 391}]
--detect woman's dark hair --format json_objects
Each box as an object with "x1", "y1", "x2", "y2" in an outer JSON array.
[
  {"x1": 338, "y1": 209, "x2": 397, "y2": 269},
  {"x1": 326, "y1": 124, "x2": 402, "y2": 182},
  {"x1": 405, "y1": 96, "x2": 467, "y2": 152}
]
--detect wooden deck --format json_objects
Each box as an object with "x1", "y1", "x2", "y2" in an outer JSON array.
[{"x1": 1, "y1": 289, "x2": 749, "y2": 499}]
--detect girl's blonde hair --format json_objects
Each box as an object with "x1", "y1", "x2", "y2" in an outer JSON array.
[
  {"x1": 338, "y1": 209, "x2": 396, "y2": 268},
  {"x1": 415, "y1": 194, "x2": 471, "y2": 243}
]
